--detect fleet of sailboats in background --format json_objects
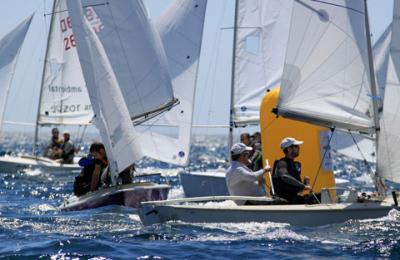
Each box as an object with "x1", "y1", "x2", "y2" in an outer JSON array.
[{"x1": 139, "y1": 0, "x2": 400, "y2": 226}]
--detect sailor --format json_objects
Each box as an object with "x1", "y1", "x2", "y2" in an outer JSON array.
[
  {"x1": 73, "y1": 142, "x2": 109, "y2": 196},
  {"x1": 44, "y1": 127, "x2": 62, "y2": 159},
  {"x1": 59, "y1": 131, "x2": 75, "y2": 164},
  {"x1": 226, "y1": 143, "x2": 271, "y2": 204},
  {"x1": 272, "y1": 137, "x2": 312, "y2": 204},
  {"x1": 240, "y1": 132, "x2": 252, "y2": 146}
]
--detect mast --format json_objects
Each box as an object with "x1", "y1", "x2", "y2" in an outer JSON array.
[
  {"x1": 364, "y1": 0, "x2": 380, "y2": 165},
  {"x1": 33, "y1": 0, "x2": 57, "y2": 156},
  {"x1": 228, "y1": 0, "x2": 239, "y2": 156}
]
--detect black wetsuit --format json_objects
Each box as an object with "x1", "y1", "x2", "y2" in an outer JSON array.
[{"x1": 272, "y1": 157, "x2": 306, "y2": 203}]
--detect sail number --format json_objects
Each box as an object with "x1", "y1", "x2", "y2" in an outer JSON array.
[
  {"x1": 51, "y1": 104, "x2": 81, "y2": 113},
  {"x1": 64, "y1": 35, "x2": 76, "y2": 51},
  {"x1": 60, "y1": 7, "x2": 103, "y2": 52}
]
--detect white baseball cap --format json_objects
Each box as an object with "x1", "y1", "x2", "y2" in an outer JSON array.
[
  {"x1": 231, "y1": 143, "x2": 253, "y2": 155},
  {"x1": 280, "y1": 137, "x2": 303, "y2": 149}
]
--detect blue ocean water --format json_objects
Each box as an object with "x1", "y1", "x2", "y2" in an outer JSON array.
[{"x1": 0, "y1": 135, "x2": 400, "y2": 259}]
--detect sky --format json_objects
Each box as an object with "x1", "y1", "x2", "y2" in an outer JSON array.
[{"x1": 0, "y1": 0, "x2": 394, "y2": 138}]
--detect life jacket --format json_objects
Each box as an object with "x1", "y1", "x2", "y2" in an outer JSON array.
[
  {"x1": 73, "y1": 158, "x2": 108, "y2": 196},
  {"x1": 272, "y1": 157, "x2": 303, "y2": 202}
]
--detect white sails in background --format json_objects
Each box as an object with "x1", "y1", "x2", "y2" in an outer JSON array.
[
  {"x1": 43, "y1": 0, "x2": 206, "y2": 166},
  {"x1": 377, "y1": 0, "x2": 400, "y2": 183},
  {"x1": 0, "y1": 15, "x2": 33, "y2": 132},
  {"x1": 39, "y1": 0, "x2": 92, "y2": 126},
  {"x1": 233, "y1": 0, "x2": 293, "y2": 125},
  {"x1": 138, "y1": 0, "x2": 207, "y2": 165},
  {"x1": 278, "y1": 0, "x2": 375, "y2": 132}
]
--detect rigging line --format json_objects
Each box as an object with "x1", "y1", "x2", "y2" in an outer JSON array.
[
  {"x1": 297, "y1": 0, "x2": 364, "y2": 15},
  {"x1": 44, "y1": 3, "x2": 109, "y2": 16},
  {"x1": 311, "y1": 127, "x2": 335, "y2": 190},
  {"x1": 348, "y1": 130, "x2": 372, "y2": 171}
]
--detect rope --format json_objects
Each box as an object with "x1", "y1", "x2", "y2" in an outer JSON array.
[
  {"x1": 348, "y1": 130, "x2": 372, "y2": 171},
  {"x1": 311, "y1": 128, "x2": 335, "y2": 190}
]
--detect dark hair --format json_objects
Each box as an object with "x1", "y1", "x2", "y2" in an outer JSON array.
[
  {"x1": 231, "y1": 153, "x2": 241, "y2": 161},
  {"x1": 240, "y1": 133, "x2": 250, "y2": 139},
  {"x1": 90, "y1": 142, "x2": 105, "y2": 153}
]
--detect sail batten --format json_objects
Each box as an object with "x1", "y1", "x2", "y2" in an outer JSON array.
[{"x1": 277, "y1": 0, "x2": 375, "y2": 132}]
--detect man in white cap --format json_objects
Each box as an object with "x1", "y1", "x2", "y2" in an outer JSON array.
[
  {"x1": 59, "y1": 130, "x2": 75, "y2": 164},
  {"x1": 271, "y1": 137, "x2": 312, "y2": 203},
  {"x1": 226, "y1": 143, "x2": 271, "y2": 203}
]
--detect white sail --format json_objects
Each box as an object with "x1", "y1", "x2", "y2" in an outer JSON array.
[
  {"x1": 377, "y1": 1, "x2": 400, "y2": 183},
  {"x1": 138, "y1": 0, "x2": 207, "y2": 165},
  {"x1": 233, "y1": 0, "x2": 293, "y2": 125},
  {"x1": 0, "y1": 15, "x2": 33, "y2": 132},
  {"x1": 67, "y1": 0, "x2": 143, "y2": 180},
  {"x1": 81, "y1": 0, "x2": 175, "y2": 122},
  {"x1": 277, "y1": 0, "x2": 375, "y2": 132},
  {"x1": 373, "y1": 24, "x2": 391, "y2": 103},
  {"x1": 39, "y1": 0, "x2": 93, "y2": 125}
]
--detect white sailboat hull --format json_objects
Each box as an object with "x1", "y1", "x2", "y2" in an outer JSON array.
[
  {"x1": 0, "y1": 154, "x2": 81, "y2": 173},
  {"x1": 60, "y1": 183, "x2": 170, "y2": 211},
  {"x1": 139, "y1": 196, "x2": 397, "y2": 227}
]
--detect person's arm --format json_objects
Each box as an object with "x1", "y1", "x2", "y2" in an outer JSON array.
[
  {"x1": 275, "y1": 161, "x2": 306, "y2": 190},
  {"x1": 236, "y1": 166, "x2": 268, "y2": 182},
  {"x1": 90, "y1": 164, "x2": 102, "y2": 191}
]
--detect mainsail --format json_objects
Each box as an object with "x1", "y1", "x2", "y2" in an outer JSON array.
[
  {"x1": 38, "y1": 0, "x2": 92, "y2": 125},
  {"x1": 0, "y1": 15, "x2": 33, "y2": 132},
  {"x1": 67, "y1": 0, "x2": 152, "y2": 180},
  {"x1": 80, "y1": 0, "x2": 176, "y2": 123},
  {"x1": 232, "y1": 0, "x2": 293, "y2": 125},
  {"x1": 138, "y1": 0, "x2": 207, "y2": 165},
  {"x1": 277, "y1": 0, "x2": 375, "y2": 132},
  {"x1": 377, "y1": 0, "x2": 400, "y2": 183}
]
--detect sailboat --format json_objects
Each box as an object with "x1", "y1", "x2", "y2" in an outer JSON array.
[
  {"x1": 180, "y1": 0, "x2": 393, "y2": 197},
  {"x1": 60, "y1": 0, "x2": 206, "y2": 211},
  {"x1": 0, "y1": 1, "x2": 89, "y2": 173},
  {"x1": 139, "y1": 0, "x2": 399, "y2": 227},
  {"x1": 180, "y1": 0, "x2": 293, "y2": 197}
]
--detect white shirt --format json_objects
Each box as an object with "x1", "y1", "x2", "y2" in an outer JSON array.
[{"x1": 226, "y1": 160, "x2": 266, "y2": 198}]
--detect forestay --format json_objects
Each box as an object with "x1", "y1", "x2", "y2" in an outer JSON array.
[
  {"x1": 67, "y1": 0, "x2": 143, "y2": 181},
  {"x1": 39, "y1": 0, "x2": 92, "y2": 125},
  {"x1": 0, "y1": 15, "x2": 33, "y2": 132},
  {"x1": 233, "y1": 0, "x2": 293, "y2": 125},
  {"x1": 377, "y1": 0, "x2": 400, "y2": 183},
  {"x1": 138, "y1": 0, "x2": 207, "y2": 165},
  {"x1": 81, "y1": 0, "x2": 175, "y2": 122},
  {"x1": 277, "y1": 0, "x2": 375, "y2": 132}
]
